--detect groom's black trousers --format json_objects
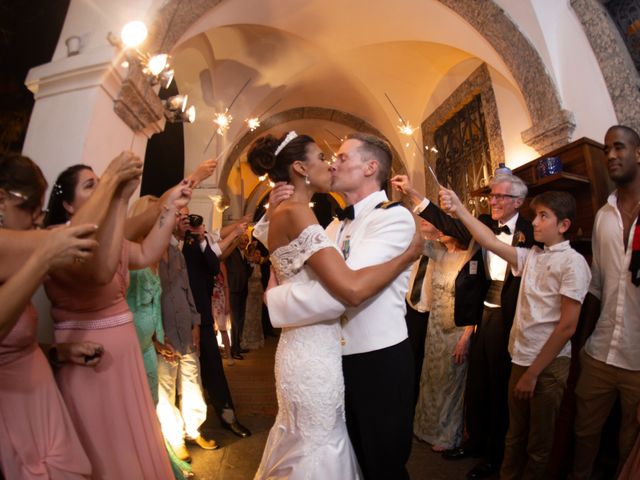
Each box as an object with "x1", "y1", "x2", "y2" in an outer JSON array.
[{"x1": 343, "y1": 338, "x2": 414, "y2": 480}]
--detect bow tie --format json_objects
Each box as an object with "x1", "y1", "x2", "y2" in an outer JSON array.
[
  {"x1": 493, "y1": 224, "x2": 511, "y2": 235},
  {"x1": 336, "y1": 205, "x2": 355, "y2": 221}
]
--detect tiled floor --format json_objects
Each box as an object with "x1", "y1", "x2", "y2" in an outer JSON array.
[{"x1": 187, "y1": 335, "x2": 481, "y2": 479}]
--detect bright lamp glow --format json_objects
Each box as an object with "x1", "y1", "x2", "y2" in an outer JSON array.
[
  {"x1": 147, "y1": 54, "x2": 168, "y2": 76},
  {"x1": 185, "y1": 105, "x2": 196, "y2": 123},
  {"x1": 121, "y1": 21, "x2": 148, "y2": 48}
]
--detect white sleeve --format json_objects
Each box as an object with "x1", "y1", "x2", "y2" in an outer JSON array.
[
  {"x1": 412, "y1": 197, "x2": 430, "y2": 215},
  {"x1": 588, "y1": 212, "x2": 603, "y2": 300},
  {"x1": 511, "y1": 246, "x2": 531, "y2": 277},
  {"x1": 266, "y1": 206, "x2": 415, "y2": 327},
  {"x1": 210, "y1": 242, "x2": 222, "y2": 257},
  {"x1": 266, "y1": 282, "x2": 346, "y2": 328},
  {"x1": 253, "y1": 215, "x2": 269, "y2": 248}
]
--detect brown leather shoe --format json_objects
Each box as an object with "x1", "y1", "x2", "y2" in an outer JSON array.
[{"x1": 187, "y1": 435, "x2": 220, "y2": 450}]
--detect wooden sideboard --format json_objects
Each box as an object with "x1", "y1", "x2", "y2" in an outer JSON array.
[{"x1": 512, "y1": 137, "x2": 613, "y2": 245}]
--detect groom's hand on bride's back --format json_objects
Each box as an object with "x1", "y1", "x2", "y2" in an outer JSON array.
[
  {"x1": 264, "y1": 266, "x2": 280, "y2": 305},
  {"x1": 265, "y1": 182, "x2": 294, "y2": 219}
]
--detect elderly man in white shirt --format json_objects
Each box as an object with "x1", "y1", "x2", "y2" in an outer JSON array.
[{"x1": 572, "y1": 125, "x2": 640, "y2": 480}]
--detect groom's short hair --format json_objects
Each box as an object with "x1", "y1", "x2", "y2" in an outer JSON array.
[{"x1": 347, "y1": 132, "x2": 392, "y2": 187}]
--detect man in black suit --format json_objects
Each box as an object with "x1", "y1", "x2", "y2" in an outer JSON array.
[
  {"x1": 177, "y1": 208, "x2": 251, "y2": 439},
  {"x1": 224, "y1": 232, "x2": 253, "y2": 359},
  {"x1": 392, "y1": 173, "x2": 533, "y2": 479}
]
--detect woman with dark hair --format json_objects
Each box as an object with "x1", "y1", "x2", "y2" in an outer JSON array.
[
  {"x1": 42, "y1": 154, "x2": 192, "y2": 479},
  {"x1": 43, "y1": 164, "x2": 93, "y2": 227},
  {"x1": 0, "y1": 153, "x2": 102, "y2": 479},
  {"x1": 247, "y1": 132, "x2": 421, "y2": 479}
]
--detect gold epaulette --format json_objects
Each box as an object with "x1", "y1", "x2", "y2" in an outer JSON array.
[{"x1": 375, "y1": 201, "x2": 402, "y2": 209}]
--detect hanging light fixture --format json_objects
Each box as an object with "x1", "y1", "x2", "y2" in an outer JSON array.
[{"x1": 163, "y1": 95, "x2": 196, "y2": 123}]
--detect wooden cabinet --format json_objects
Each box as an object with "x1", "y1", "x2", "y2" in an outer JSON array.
[
  {"x1": 512, "y1": 137, "x2": 613, "y2": 244},
  {"x1": 472, "y1": 137, "x2": 613, "y2": 256}
]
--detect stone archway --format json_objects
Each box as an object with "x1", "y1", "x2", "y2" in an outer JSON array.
[
  {"x1": 570, "y1": 0, "x2": 640, "y2": 134},
  {"x1": 437, "y1": 0, "x2": 575, "y2": 153},
  {"x1": 216, "y1": 106, "x2": 407, "y2": 193},
  {"x1": 147, "y1": 0, "x2": 574, "y2": 154}
]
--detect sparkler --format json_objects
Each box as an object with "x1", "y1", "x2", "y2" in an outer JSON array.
[
  {"x1": 244, "y1": 98, "x2": 282, "y2": 132},
  {"x1": 324, "y1": 128, "x2": 343, "y2": 142},
  {"x1": 384, "y1": 92, "x2": 441, "y2": 186},
  {"x1": 423, "y1": 145, "x2": 440, "y2": 186},
  {"x1": 323, "y1": 140, "x2": 338, "y2": 165},
  {"x1": 207, "y1": 77, "x2": 253, "y2": 148}
]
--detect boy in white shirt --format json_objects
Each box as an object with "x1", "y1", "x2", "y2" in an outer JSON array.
[{"x1": 439, "y1": 188, "x2": 591, "y2": 479}]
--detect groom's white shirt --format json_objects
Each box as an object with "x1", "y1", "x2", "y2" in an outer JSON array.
[{"x1": 259, "y1": 190, "x2": 414, "y2": 355}]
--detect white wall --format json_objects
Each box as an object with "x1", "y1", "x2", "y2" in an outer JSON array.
[{"x1": 496, "y1": 0, "x2": 617, "y2": 141}]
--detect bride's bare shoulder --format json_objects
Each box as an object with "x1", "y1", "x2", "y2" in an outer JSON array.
[{"x1": 271, "y1": 200, "x2": 318, "y2": 237}]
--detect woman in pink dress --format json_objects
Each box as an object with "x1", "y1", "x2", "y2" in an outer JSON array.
[
  {"x1": 42, "y1": 154, "x2": 191, "y2": 479},
  {"x1": 0, "y1": 153, "x2": 102, "y2": 479}
]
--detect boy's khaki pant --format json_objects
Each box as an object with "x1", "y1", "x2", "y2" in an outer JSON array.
[{"x1": 500, "y1": 356, "x2": 570, "y2": 480}]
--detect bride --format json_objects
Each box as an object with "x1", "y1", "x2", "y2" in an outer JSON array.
[{"x1": 247, "y1": 131, "x2": 420, "y2": 479}]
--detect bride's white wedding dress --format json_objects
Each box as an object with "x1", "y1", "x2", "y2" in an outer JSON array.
[{"x1": 254, "y1": 224, "x2": 361, "y2": 480}]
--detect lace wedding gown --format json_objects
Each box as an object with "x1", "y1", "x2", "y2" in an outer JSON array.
[{"x1": 254, "y1": 224, "x2": 361, "y2": 480}]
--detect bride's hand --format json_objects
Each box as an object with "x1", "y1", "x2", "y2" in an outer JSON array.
[{"x1": 265, "y1": 182, "x2": 294, "y2": 219}]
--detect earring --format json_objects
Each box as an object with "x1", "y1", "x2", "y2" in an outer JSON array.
[{"x1": 304, "y1": 175, "x2": 310, "y2": 185}]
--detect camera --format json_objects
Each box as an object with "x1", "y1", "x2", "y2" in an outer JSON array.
[{"x1": 188, "y1": 214, "x2": 203, "y2": 228}]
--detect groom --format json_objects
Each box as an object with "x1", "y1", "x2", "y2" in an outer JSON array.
[{"x1": 265, "y1": 133, "x2": 416, "y2": 479}]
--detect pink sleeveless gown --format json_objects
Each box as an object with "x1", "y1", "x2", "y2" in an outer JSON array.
[
  {"x1": 0, "y1": 303, "x2": 91, "y2": 479},
  {"x1": 44, "y1": 242, "x2": 173, "y2": 479}
]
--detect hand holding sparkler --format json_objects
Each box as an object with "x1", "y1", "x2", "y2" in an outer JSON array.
[
  {"x1": 438, "y1": 185, "x2": 464, "y2": 217},
  {"x1": 390, "y1": 174, "x2": 424, "y2": 209},
  {"x1": 187, "y1": 158, "x2": 219, "y2": 188}
]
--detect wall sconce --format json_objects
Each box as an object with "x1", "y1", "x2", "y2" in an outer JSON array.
[
  {"x1": 109, "y1": 20, "x2": 187, "y2": 133},
  {"x1": 107, "y1": 21, "x2": 174, "y2": 88},
  {"x1": 140, "y1": 53, "x2": 174, "y2": 89},
  {"x1": 65, "y1": 36, "x2": 81, "y2": 56},
  {"x1": 163, "y1": 95, "x2": 196, "y2": 123}
]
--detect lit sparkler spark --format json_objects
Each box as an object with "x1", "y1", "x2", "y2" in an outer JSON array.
[
  {"x1": 246, "y1": 117, "x2": 260, "y2": 131},
  {"x1": 213, "y1": 110, "x2": 232, "y2": 135}
]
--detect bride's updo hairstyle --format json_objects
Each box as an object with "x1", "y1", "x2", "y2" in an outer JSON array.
[{"x1": 247, "y1": 132, "x2": 315, "y2": 183}]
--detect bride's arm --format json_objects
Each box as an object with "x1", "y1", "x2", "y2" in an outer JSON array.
[{"x1": 273, "y1": 203, "x2": 420, "y2": 307}]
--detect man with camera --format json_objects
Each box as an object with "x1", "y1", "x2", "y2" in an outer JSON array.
[
  {"x1": 156, "y1": 210, "x2": 219, "y2": 461},
  {"x1": 177, "y1": 208, "x2": 251, "y2": 439}
]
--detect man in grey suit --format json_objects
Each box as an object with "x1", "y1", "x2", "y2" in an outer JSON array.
[{"x1": 156, "y1": 231, "x2": 218, "y2": 462}]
